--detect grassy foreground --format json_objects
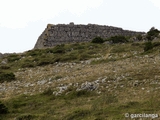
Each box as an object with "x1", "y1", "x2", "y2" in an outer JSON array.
[{"x1": 1, "y1": 90, "x2": 160, "y2": 120}]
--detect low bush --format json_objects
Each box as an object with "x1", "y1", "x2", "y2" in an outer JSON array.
[
  {"x1": 59, "y1": 54, "x2": 77, "y2": 62},
  {"x1": 136, "y1": 34, "x2": 143, "y2": 41},
  {"x1": 52, "y1": 44, "x2": 65, "y2": 54},
  {"x1": 78, "y1": 53, "x2": 91, "y2": 60},
  {"x1": 153, "y1": 42, "x2": 160, "y2": 47},
  {"x1": 146, "y1": 27, "x2": 160, "y2": 40},
  {"x1": 144, "y1": 41, "x2": 153, "y2": 52},
  {"x1": 0, "y1": 65, "x2": 10, "y2": 69},
  {"x1": 7, "y1": 54, "x2": 21, "y2": 62},
  {"x1": 0, "y1": 72, "x2": 15, "y2": 83},
  {"x1": 0, "y1": 101, "x2": 8, "y2": 114},
  {"x1": 20, "y1": 60, "x2": 35, "y2": 68},
  {"x1": 26, "y1": 49, "x2": 44, "y2": 56},
  {"x1": 36, "y1": 55, "x2": 54, "y2": 66},
  {"x1": 91, "y1": 37, "x2": 104, "y2": 44},
  {"x1": 108, "y1": 36, "x2": 128, "y2": 43}
]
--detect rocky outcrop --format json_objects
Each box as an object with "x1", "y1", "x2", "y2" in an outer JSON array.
[{"x1": 34, "y1": 22, "x2": 145, "y2": 49}]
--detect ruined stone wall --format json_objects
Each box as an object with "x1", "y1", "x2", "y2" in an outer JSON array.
[{"x1": 34, "y1": 22, "x2": 145, "y2": 49}]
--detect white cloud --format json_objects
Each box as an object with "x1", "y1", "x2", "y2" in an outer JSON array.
[
  {"x1": 149, "y1": 0, "x2": 160, "y2": 9},
  {"x1": 0, "y1": 0, "x2": 103, "y2": 28}
]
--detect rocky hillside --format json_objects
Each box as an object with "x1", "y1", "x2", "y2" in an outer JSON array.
[{"x1": 0, "y1": 30, "x2": 160, "y2": 119}]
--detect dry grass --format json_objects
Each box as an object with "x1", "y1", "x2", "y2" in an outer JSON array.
[{"x1": 1, "y1": 41, "x2": 160, "y2": 119}]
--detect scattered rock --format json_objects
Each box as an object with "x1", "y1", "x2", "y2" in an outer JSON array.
[
  {"x1": 77, "y1": 81, "x2": 99, "y2": 91},
  {"x1": 37, "y1": 80, "x2": 47, "y2": 85}
]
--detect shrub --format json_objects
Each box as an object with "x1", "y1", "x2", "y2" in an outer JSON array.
[
  {"x1": 52, "y1": 44, "x2": 65, "y2": 54},
  {"x1": 78, "y1": 53, "x2": 91, "y2": 60},
  {"x1": 7, "y1": 54, "x2": 21, "y2": 62},
  {"x1": 37, "y1": 58, "x2": 53, "y2": 66},
  {"x1": 144, "y1": 41, "x2": 153, "y2": 52},
  {"x1": 146, "y1": 27, "x2": 160, "y2": 41},
  {"x1": 0, "y1": 72, "x2": 16, "y2": 83},
  {"x1": 26, "y1": 49, "x2": 44, "y2": 56},
  {"x1": 0, "y1": 101, "x2": 8, "y2": 114},
  {"x1": 0, "y1": 65, "x2": 10, "y2": 69},
  {"x1": 60, "y1": 54, "x2": 77, "y2": 62},
  {"x1": 153, "y1": 42, "x2": 160, "y2": 47},
  {"x1": 20, "y1": 59, "x2": 35, "y2": 68},
  {"x1": 91, "y1": 37, "x2": 104, "y2": 44},
  {"x1": 108, "y1": 36, "x2": 128, "y2": 43},
  {"x1": 21, "y1": 62, "x2": 35, "y2": 68},
  {"x1": 136, "y1": 34, "x2": 143, "y2": 41}
]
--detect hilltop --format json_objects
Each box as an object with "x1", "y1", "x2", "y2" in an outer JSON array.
[{"x1": 0, "y1": 27, "x2": 160, "y2": 120}]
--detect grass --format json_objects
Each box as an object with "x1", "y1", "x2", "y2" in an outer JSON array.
[
  {"x1": 0, "y1": 41, "x2": 146, "y2": 73},
  {"x1": 1, "y1": 90, "x2": 160, "y2": 120},
  {"x1": 0, "y1": 39, "x2": 160, "y2": 119},
  {"x1": 0, "y1": 42, "x2": 106, "y2": 72}
]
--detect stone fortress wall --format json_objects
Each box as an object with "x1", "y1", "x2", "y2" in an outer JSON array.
[{"x1": 34, "y1": 22, "x2": 145, "y2": 49}]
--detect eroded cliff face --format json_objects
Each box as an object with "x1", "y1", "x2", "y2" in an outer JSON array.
[{"x1": 34, "y1": 22, "x2": 144, "y2": 49}]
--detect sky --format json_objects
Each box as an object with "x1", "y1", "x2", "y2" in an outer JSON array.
[{"x1": 0, "y1": 0, "x2": 160, "y2": 53}]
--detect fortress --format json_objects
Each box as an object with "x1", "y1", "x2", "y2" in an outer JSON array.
[{"x1": 34, "y1": 22, "x2": 145, "y2": 49}]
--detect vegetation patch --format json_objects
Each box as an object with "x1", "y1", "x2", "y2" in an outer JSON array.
[
  {"x1": 146, "y1": 27, "x2": 160, "y2": 40},
  {"x1": 15, "y1": 114, "x2": 35, "y2": 120},
  {"x1": 108, "y1": 35, "x2": 128, "y2": 43},
  {"x1": 63, "y1": 90, "x2": 95, "y2": 99},
  {"x1": 64, "y1": 109, "x2": 91, "y2": 120},
  {"x1": 91, "y1": 37, "x2": 104, "y2": 44},
  {"x1": 0, "y1": 72, "x2": 15, "y2": 83},
  {"x1": 0, "y1": 101, "x2": 9, "y2": 114},
  {"x1": 144, "y1": 41, "x2": 153, "y2": 52},
  {"x1": 7, "y1": 54, "x2": 21, "y2": 63}
]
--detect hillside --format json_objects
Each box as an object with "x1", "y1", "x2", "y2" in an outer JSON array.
[{"x1": 0, "y1": 33, "x2": 160, "y2": 119}]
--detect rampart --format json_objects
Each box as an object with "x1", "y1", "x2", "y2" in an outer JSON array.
[{"x1": 34, "y1": 22, "x2": 145, "y2": 49}]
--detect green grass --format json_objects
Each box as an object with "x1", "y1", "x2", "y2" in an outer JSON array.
[{"x1": 1, "y1": 90, "x2": 160, "y2": 120}]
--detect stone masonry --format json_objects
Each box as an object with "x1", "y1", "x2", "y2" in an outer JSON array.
[{"x1": 34, "y1": 22, "x2": 145, "y2": 49}]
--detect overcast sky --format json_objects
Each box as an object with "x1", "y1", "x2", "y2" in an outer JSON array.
[{"x1": 0, "y1": 0, "x2": 160, "y2": 53}]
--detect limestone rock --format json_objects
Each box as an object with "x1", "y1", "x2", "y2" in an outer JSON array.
[
  {"x1": 34, "y1": 23, "x2": 145, "y2": 49},
  {"x1": 77, "y1": 81, "x2": 99, "y2": 91}
]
